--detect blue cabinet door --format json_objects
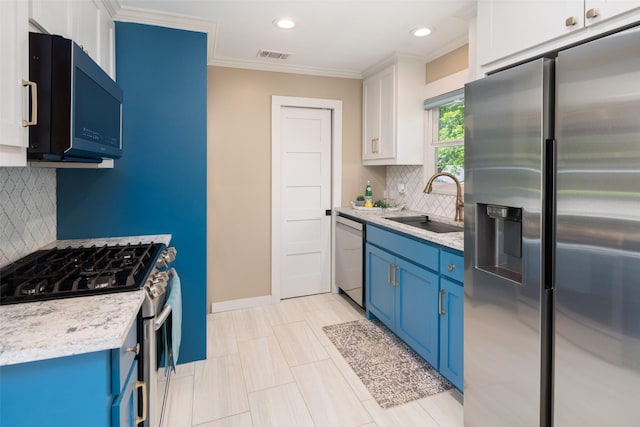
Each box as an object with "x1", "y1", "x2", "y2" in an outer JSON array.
[
  {"x1": 366, "y1": 243, "x2": 396, "y2": 329},
  {"x1": 112, "y1": 361, "x2": 139, "y2": 427},
  {"x1": 439, "y1": 278, "x2": 464, "y2": 390},
  {"x1": 395, "y1": 257, "x2": 439, "y2": 367}
]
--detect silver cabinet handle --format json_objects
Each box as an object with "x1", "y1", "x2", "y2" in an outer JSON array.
[
  {"x1": 439, "y1": 289, "x2": 446, "y2": 315},
  {"x1": 394, "y1": 265, "x2": 399, "y2": 287},
  {"x1": 586, "y1": 8, "x2": 599, "y2": 19},
  {"x1": 565, "y1": 16, "x2": 577, "y2": 27},
  {"x1": 387, "y1": 263, "x2": 392, "y2": 285},
  {"x1": 371, "y1": 138, "x2": 379, "y2": 154},
  {"x1": 448, "y1": 264, "x2": 456, "y2": 272},
  {"x1": 21, "y1": 80, "x2": 38, "y2": 127}
]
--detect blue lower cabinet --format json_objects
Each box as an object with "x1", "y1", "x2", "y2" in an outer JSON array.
[
  {"x1": 0, "y1": 322, "x2": 141, "y2": 427},
  {"x1": 365, "y1": 225, "x2": 464, "y2": 392},
  {"x1": 439, "y1": 278, "x2": 464, "y2": 390},
  {"x1": 395, "y1": 257, "x2": 439, "y2": 367},
  {"x1": 0, "y1": 351, "x2": 112, "y2": 427},
  {"x1": 366, "y1": 243, "x2": 396, "y2": 329}
]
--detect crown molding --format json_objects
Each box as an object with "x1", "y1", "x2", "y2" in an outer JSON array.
[
  {"x1": 113, "y1": 6, "x2": 217, "y2": 63},
  {"x1": 211, "y1": 56, "x2": 363, "y2": 80},
  {"x1": 100, "y1": 0, "x2": 118, "y2": 19},
  {"x1": 362, "y1": 52, "x2": 425, "y2": 78}
]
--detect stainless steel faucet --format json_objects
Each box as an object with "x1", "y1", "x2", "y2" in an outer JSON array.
[{"x1": 423, "y1": 172, "x2": 464, "y2": 222}]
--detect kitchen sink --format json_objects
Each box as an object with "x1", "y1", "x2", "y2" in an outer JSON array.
[{"x1": 385, "y1": 215, "x2": 463, "y2": 233}]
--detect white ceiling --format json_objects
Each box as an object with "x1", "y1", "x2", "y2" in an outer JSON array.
[{"x1": 116, "y1": 0, "x2": 476, "y2": 78}]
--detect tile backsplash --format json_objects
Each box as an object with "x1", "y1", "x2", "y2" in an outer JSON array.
[
  {"x1": 0, "y1": 167, "x2": 56, "y2": 267},
  {"x1": 386, "y1": 165, "x2": 459, "y2": 219}
]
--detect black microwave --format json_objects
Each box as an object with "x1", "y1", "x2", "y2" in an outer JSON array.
[{"x1": 28, "y1": 32, "x2": 123, "y2": 162}]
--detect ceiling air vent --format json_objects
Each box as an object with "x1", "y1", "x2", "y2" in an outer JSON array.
[{"x1": 257, "y1": 49, "x2": 292, "y2": 60}]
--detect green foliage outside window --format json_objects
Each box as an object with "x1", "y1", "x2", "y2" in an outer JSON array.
[
  {"x1": 438, "y1": 100, "x2": 465, "y2": 141},
  {"x1": 435, "y1": 100, "x2": 465, "y2": 180},
  {"x1": 437, "y1": 146, "x2": 465, "y2": 174}
]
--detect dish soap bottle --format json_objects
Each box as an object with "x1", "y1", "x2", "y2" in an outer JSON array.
[{"x1": 365, "y1": 181, "x2": 373, "y2": 205}]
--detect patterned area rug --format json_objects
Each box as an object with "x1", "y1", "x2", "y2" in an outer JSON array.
[{"x1": 323, "y1": 319, "x2": 452, "y2": 408}]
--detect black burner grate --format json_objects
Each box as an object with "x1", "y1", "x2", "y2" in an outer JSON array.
[{"x1": 0, "y1": 243, "x2": 165, "y2": 305}]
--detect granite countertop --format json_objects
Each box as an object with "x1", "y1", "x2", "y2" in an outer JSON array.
[
  {"x1": 336, "y1": 208, "x2": 464, "y2": 252},
  {"x1": 0, "y1": 234, "x2": 172, "y2": 367}
]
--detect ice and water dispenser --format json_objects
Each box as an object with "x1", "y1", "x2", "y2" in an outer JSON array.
[{"x1": 476, "y1": 203, "x2": 523, "y2": 284}]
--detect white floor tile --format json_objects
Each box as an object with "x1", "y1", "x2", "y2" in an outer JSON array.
[
  {"x1": 304, "y1": 307, "x2": 352, "y2": 346},
  {"x1": 208, "y1": 312, "x2": 239, "y2": 357},
  {"x1": 237, "y1": 335, "x2": 294, "y2": 392},
  {"x1": 232, "y1": 306, "x2": 273, "y2": 342},
  {"x1": 192, "y1": 353, "x2": 249, "y2": 424},
  {"x1": 163, "y1": 375, "x2": 194, "y2": 427},
  {"x1": 292, "y1": 359, "x2": 373, "y2": 427},
  {"x1": 248, "y1": 382, "x2": 315, "y2": 427},
  {"x1": 273, "y1": 321, "x2": 329, "y2": 366},
  {"x1": 323, "y1": 343, "x2": 373, "y2": 401},
  {"x1": 362, "y1": 398, "x2": 440, "y2": 427},
  {"x1": 193, "y1": 412, "x2": 253, "y2": 427},
  {"x1": 174, "y1": 361, "x2": 196, "y2": 377},
  {"x1": 417, "y1": 391, "x2": 464, "y2": 427},
  {"x1": 165, "y1": 292, "x2": 464, "y2": 427},
  {"x1": 267, "y1": 298, "x2": 308, "y2": 324}
]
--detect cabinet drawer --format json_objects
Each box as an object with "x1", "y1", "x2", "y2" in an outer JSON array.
[
  {"x1": 367, "y1": 225, "x2": 438, "y2": 271},
  {"x1": 112, "y1": 319, "x2": 138, "y2": 393},
  {"x1": 440, "y1": 251, "x2": 463, "y2": 283}
]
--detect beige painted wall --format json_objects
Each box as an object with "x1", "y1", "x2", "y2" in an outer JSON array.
[
  {"x1": 425, "y1": 44, "x2": 469, "y2": 83},
  {"x1": 207, "y1": 66, "x2": 385, "y2": 305}
]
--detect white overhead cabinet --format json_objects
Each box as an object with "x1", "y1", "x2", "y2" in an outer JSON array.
[
  {"x1": 478, "y1": 0, "x2": 640, "y2": 69},
  {"x1": 30, "y1": 0, "x2": 115, "y2": 78},
  {"x1": 362, "y1": 56, "x2": 424, "y2": 166},
  {"x1": 0, "y1": 0, "x2": 31, "y2": 167},
  {"x1": 0, "y1": 0, "x2": 116, "y2": 167}
]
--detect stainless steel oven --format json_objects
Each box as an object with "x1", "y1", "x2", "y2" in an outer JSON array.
[{"x1": 140, "y1": 251, "x2": 176, "y2": 427}]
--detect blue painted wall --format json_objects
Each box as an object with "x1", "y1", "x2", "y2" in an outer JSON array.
[{"x1": 57, "y1": 23, "x2": 207, "y2": 363}]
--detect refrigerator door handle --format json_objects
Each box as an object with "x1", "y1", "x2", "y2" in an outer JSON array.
[{"x1": 543, "y1": 138, "x2": 557, "y2": 291}]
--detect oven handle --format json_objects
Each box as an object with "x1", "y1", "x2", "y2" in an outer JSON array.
[{"x1": 154, "y1": 305, "x2": 172, "y2": 331}]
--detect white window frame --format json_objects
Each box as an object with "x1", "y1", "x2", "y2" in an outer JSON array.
[{"x1": 423, "y1": 89, "x2": 464, "y2": 195}]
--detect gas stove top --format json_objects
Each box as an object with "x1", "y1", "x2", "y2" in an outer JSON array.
[{"x1": 0, "y1": 243, "x2": 166, "y2": 305}]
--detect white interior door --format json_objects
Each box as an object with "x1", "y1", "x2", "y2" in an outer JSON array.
[{"x1": 280, "y1": 107, "x2": 332, "y2": 299}]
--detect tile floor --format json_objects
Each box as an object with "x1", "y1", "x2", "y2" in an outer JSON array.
[{"x1": 163, "y1": 292, "x2": 464, "y2": 427}]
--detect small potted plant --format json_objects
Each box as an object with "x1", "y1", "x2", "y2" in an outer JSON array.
[{"x1": 355, "y1": 195, "x2": 365, "y2": 207}]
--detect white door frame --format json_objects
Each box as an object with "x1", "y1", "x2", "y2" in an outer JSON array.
[{"x1": 271, "y1": 96, "x2": 342, "y2": 303}]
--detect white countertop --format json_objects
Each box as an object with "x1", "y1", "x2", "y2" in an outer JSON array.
[
  {"x1": 336, "y1": 208, "x2": 464, "y2": 252},
  {"x1": 0, "y1": 234, "x2": 172, "y2": 367}
]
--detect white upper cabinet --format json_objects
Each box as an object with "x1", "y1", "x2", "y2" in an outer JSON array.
[
  {"x1": 29, "y1": 0, "x2": 115, "y2": 78},
  {"x1": 584, "y1": 0, "x2": 640, "y2": 26},
  {"x1": 362, "y1": 56, "x2": 424, "y2": 166},
  {"x1": 30, "y1": 0, "x2": 72, "y2": 39},
  {"x1": 0, "y1": 0, "x2": 31, "y2": 167},
  {"x1": 1, "y1": 0, "x2": 116, "y2": 167},
  {"x1": 478, "y1": 1, "x2": 640, "y2": 71}
]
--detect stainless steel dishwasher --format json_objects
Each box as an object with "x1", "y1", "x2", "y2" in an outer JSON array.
[{"x1": 335, "y1": 215, "x2": 364, "y2": 308}]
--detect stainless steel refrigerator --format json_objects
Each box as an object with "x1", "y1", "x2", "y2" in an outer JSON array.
[{"x1": 464, "y1": 26, "x2": 640, "y2": 426}]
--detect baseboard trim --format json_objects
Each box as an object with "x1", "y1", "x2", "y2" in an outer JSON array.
[{"x1": 211, "y1": 295, "x2": 274, "y2": 313}]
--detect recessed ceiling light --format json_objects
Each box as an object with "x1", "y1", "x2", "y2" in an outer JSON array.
[
  {"x1": 412, "y1": 27, "x2": 432, "y2": 37},
  {"x1": 273, "y1": 18, "x2": 296, "y2": 30}
]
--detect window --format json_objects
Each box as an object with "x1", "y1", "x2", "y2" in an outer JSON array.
[{"x1": 424, "y1": 90, "x2": 464, "y2": 193}]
